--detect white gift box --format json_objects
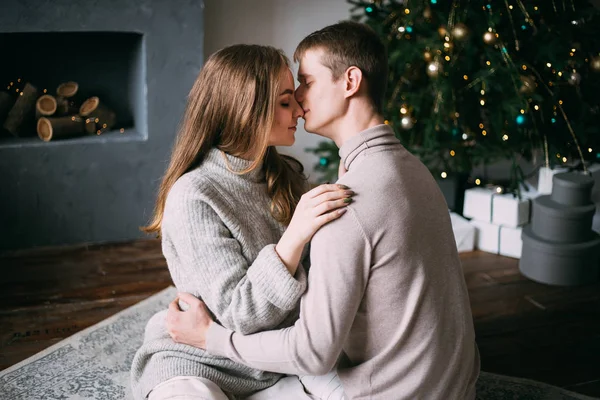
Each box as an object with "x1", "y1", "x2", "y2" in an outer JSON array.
[
  {"x1": 450, "y1": 212, "x2": 475, "y2": 253},
  {"x1": 463, "y1": 188, "x2": 495, "y2": 222},
  {"x1": 537, "y1": 166, "x2": 569, "y2": 195},
  {"x1": 464, "y1": 186, "x2": 536, "y2": 227},
  {"x1": 499, "y1": 225, "x2": 523, "y2": 258},
  {"x1": 470, "y1": 220, "x2": 523, "y2": 259},
  {"x1": 491, "y1": 189, "x2": 538, "y2": 228}
]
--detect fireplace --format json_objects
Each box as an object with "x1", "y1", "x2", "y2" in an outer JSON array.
[
  {"x1": 0, "y1": 0, "x2": 204, "y2": 250},
  {"x1": 0, "y1": 31, "x2": 146, "y2": 146}
]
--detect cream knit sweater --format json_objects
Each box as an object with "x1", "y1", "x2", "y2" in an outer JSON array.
[{"x1": 130, "y1": 148, "x2": 308, "y2": 399}]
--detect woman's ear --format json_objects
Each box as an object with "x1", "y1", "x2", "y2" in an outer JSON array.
[{"x1": 344, "y1": 66, "x2": 363, "y2": 98}]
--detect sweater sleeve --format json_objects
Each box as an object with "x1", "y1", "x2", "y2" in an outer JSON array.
[
  {"x1": 205, "y1": 208, "x2": 371, "y2": 375},
  {"x1": 163, "y1": 182, "x2": 307, "y2": 335}
]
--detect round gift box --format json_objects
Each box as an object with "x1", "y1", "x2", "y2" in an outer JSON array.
[
  {"x1": 531, "y1": 195, "x2": 595, "y2": 243},
  {"x1": 519, "y1": 226, "x2": 600, "y2": 286},
  {"x1": 551, "y1": 172, "x2": 594, "y2": 207}
]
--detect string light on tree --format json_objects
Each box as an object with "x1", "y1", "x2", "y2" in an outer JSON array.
[
  {"x1": 483, "y1": 30, "x2": 495, "y2": 44},
  {"x1": 401, "y1": 116, "x2": 414, "y2": 129},
  {"x1": 427, "y1": 61, "x2": 441, "y2": 77}
]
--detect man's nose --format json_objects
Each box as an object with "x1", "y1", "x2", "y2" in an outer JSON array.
[{"x1": 294, "y1": 87, "x2": 304, "y2": 103}]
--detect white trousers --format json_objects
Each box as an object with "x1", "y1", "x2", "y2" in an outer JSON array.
[{"x1": 148, "y1": 372, "x2": 346, "y2": 400}]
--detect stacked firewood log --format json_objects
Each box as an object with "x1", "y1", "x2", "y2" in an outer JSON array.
[{"x1": 0, "y1": 80, "x2": 117, "y2": 142}]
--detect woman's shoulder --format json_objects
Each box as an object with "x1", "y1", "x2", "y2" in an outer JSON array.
[{"x1": 165, "y1": 169, "x2": 220, "y2": 211}]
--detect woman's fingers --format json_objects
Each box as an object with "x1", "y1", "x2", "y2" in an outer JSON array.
[
  {"x1": 309, "y1": 188, "x2": 353, "y2": 208},
  {"x1": 306, "y1": 183, "x2": 349, "y2": 199},
  {"x1": 313, "y1": 197, "x2": 352, "y2": 217},
  {"x1": 316, "y1": 207, "x2": 348, "y2": 226}
]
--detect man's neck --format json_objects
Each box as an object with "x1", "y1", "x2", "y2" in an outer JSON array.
[{"x1": 329, "y1": 104, "x2": 385, "y2": 148}]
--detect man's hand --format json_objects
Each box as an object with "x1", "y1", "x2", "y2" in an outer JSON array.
[{"x1": 166, "y1": 292, "x2": 213, "y2": 349}]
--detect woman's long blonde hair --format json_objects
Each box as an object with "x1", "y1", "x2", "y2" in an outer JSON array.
[{"x1": 143, "y1": 44, "x2": 307, "y2": 236}]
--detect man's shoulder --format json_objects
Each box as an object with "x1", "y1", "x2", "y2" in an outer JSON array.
[{"x1": 312, "y1": 206, "x2": 369, "y2": 246}]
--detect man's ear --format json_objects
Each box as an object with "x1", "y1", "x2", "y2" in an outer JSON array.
[{"x1": 344, "y1": 66, "x2": 363, "y2": 98}]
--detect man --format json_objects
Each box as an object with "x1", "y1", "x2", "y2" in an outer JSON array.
[{"x1": 167, "y1": 21, "x2": 480, "y2": 399}]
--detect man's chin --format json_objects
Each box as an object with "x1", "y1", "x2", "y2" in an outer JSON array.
[
  {"x1": 303, "y1": 122, "x2": 320, "y2": 135},
  {"x1": 305, "y1": 127, "x2": 329, "y2": 138}
]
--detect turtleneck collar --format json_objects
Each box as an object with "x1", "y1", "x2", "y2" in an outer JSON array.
[
  {"x1": 203, "y1": 147, "x2": 265, "y2": 183},
  {"x1": 338, "y1": 124, "x2": 398, "y2": 171}
]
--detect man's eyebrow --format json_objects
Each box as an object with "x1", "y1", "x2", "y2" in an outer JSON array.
[
  {"x1": 297, "y1": 73, "x2": 312, "y2": 81},
  {"x1": 279, "y1": 89, "x2": 293, "y2": 96}
]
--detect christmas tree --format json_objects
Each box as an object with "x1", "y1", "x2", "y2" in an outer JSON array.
[{"x1": 307, "y1": 0, "x2": 600, "y2": 189}]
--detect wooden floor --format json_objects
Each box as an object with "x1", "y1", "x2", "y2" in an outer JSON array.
[{"x1": 1, "y1": 240, "x2": 599, "y2": 397}]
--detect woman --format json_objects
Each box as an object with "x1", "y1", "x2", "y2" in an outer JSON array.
[{"x1": 130, "y1": 44, "x2": 351, "y2": 399}]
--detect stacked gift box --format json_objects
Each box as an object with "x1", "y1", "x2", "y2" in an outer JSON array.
[
  {"x1": 588, "y1": 163, "x2": 600, "y2": 234},
  {"x1": 519, "y1": 172, "x2": 600, "y2": 285},
  {"x1": 461, "y1": 185, "x2": 539, "y2": 258}
]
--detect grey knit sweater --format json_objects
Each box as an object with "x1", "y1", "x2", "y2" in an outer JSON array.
[{"x1": 130, "y1": 148, "x2": 309, "y2": 399}]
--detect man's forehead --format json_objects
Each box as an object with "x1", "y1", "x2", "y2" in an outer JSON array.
[{"x1": 297, "y1": 49, "x2": 324, "y2": 77}]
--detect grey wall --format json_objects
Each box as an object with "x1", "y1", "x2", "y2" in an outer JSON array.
[{"x1": 0, "y1": 0, "x2": 204, "y2": 250}]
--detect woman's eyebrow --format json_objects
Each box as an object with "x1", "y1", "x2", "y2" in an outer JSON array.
[{"x1": 279, "y1": 89, "x2": 294, "y2": 96}]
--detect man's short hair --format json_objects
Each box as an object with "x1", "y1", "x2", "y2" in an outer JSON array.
[{"x1": 294, "y1": 21, "x2": 388, "y2": 114}]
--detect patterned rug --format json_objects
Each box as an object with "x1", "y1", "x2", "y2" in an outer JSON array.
[{"x1": 0, "y1": 286, "x2": 597, "y2": 400}]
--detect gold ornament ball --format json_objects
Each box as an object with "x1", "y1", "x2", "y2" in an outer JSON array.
[
  {"x1": 519, "y1": 75, "x2": 536, "y2": 94},
  {"x1": 568, "y1": 71, "x2": 581, "y2": 85},
  {"x1": 438, "y1": 26, "x2": 448, "y2": 37},
  {"x1": 452, "y1": 23, "x2": 468, "y2": 40},
  {"x1": 483, "y1": 31, "x2": 495, "y2": 44},
  {"x1": 426, "y1": 61, "x2": 441, "y2": 78},
  {"x1": 591, "y1": 57, "x2": 600, "y2": 71},
  {"x1": 423, "y1": 7, "x2": 432, "y2": 18},
  {"x1": 423, "y1": 51, "x2": 432, "y2": 61}
]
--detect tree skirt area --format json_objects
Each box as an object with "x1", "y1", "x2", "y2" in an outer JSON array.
[{"x1": 0, "y1": 286, "x2": 597, "y2": 400}]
